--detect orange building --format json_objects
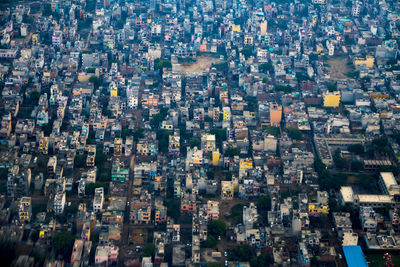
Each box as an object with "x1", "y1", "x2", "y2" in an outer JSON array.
[{"x1": 270, "y1": 104, "x2": 282, "y2": 126}]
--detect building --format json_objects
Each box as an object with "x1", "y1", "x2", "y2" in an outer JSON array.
[
  {"x1": 52, "y1": 30, "x2": 62, "y2": 47},
  {"x1": 323, "y1": 91, "x2": 341, "y2": 107},
  {"x1": 221, "y1": 181, "x2": 234, "y2": 199},
  {"x1": 379, "y1": 172, "x2": 400, "y2": 196},
  {"x1": 354, "y1": 56, "x2": 374, "y2": 69},
  {"x1": 93, "y1": 187, "x2": 104, "y2": 213},
  {"x1": 95, "y1": 245, "x2": 118, "y2": 265},
  {"x1": 270, "y1": 104, "x2": 282, "y2": 126},
  {"x1": 111, "y1": 159, "x2": 129, "y2": 182},
  {"x1": 18, "y1": 197, "x2": 31, "y2": 223},
  {"x1": 342, "y1": 246, "x2": 368, "y2": 267}
]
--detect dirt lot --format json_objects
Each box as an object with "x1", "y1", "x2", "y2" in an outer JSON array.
[
  {"x1": 181, "y1": 56, "x2": 222, "y2": 73},
  {"x1": 219, "y1": 199, "x2": 250, "y2": 227},
  {"x1": 326, "y1": 58, "x2": 352, "y2": 80},
  {"x1": 129, "y1": 228, "x2": 148, "y2": 245}
]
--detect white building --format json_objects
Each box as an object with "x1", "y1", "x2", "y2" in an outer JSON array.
[{"x1": 93, "y1": 187, "x2": 104, "y2": 213}]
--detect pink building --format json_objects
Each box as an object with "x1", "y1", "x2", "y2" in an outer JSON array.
[{"x1": 95, "y1": 245, "x2": 119, "y2": 265}]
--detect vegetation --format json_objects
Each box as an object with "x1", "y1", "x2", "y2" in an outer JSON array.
[
  {"x1": 143, "y1": 243, "x2": 155, "y2": 257},
  {"x1": 154, "y1": 58, "x2": 172, "y2": 70},
  {"x1": 53, "y1": 231, "x2": 75, "y2": 262},
  {"x1": 208, "y1": 220, "x2": 226, "y2": 238},
  {"x1": 259, "y1": 62, "x2": 273, "y2": 73},
  {"x1": 287, "y1": 128, "x2": 303, "y2": 140},
  {"x1": 225, "y1": 147, "x2": 240, "y2": 157},
  {"x1": 264, "y1": 126, "x2": 280, "y2": 136},
  {"x1": 74, "y1": 154, "x2": 87, "y2": 168}
]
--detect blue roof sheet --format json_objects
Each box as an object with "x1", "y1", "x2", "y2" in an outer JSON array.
[{"x1": 342, "y1": 246, "x2": 368, "y2": 267}]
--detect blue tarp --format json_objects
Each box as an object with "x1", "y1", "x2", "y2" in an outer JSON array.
[{"x1": 342, "y1": 246, "x2": 368, "y2": 267}]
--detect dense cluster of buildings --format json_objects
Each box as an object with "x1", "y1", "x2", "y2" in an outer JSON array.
[{"x1": 0, "y1": 0, "x2": 399, "y2": 266}]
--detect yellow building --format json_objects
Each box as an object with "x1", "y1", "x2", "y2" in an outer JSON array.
[
  {"x1": 32, "y1": 34, "x2": 38, "y2": 45},
  {"x1": 212, "y1": 151, "x2": 220, "y2": 166},
  {"x1": 232, "y1": 24, "x2": 241, "y2": 33},
  {"x1": 110, "y1": 85, "x2": 118, "y2": 97},
  {"x1": 202, "y1": 134, "x2": 216, "y2": 153},
  {"x1": 222, "y1": 107, "x2": 231, "y2": 121},
  {"x1": 18, "y1": 197, "x2": 32, "y2": 223},
  {"x1": 354, "y1": 56, "x2": 375, "y2": 68},
  {"x1": 39, "y1": 135, "x2": 49, "y2": 154},
  {"x1": 323, "y1": 91, "x2": 341, "y2": 107},
  {"x1": 308, "y1": 203, "x2": 329, "y2": 215},
  {"x1": 114, "y1": 138, "x2": 122, "y2": 156},
  {"x1": 239, "y1": 159, "x2": 253, "y2": 170},
  {"x1": 221, "y1": 181, "x2": 234, "y2": 199}
]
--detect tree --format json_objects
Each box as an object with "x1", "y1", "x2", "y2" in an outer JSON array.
[
  {"x1": 333, "y1": 149, "x2": 347, "y2": 170},
  {"x1": 157, "y1": 129, "x2": 170, "y2": 154},
  {"x1": 262, "y1": 77, "x2": 269, "y2": 84},
  {"x1": 85, "y1": 182, "x2": 106, "y2": 196},
  {"x1": 154, "y1": 58, "x2": 172, "y2": 70},
  {"x1": 275, "y1": 84, "x2": 293, "y2": 93},
  {"x1": 41, "y1": 123, "x2": 53, "y2": 136},
  {"x1": 212, "y1": 62, "x2": 229, "y2": 72},
  {"x1": 133, "y1": 128, "x2": 144, "y2": 142},
  {"x1": 144, "y1": 243, "x2": 155, "y2": 257},
  {"x1": 89, "y1": 76, "x2": 101, "y2": 90},
  {"x1": 150, "y1": 113, "x2": 165, "y2": 129},
  {"x1": 225, "y1": 147, "x2": 240, "y2": 157},
  {"x1": 207, "y1": 262, "x2": 222, "y2": 267},
  {"x1": 348, "y1": 144, "x2": 364, "y2": 154},
  {"x1": 0, "y1": 240, "x2": 16, "y2": 266},
  {"x1": 250, "y1": 252, "x2": 273, "y2": 267},
  {"x1": 228, "y1": 244, "x2": 255, "y2": 262},
  {"x1": 351, "y1": 161, "x2": 364, "y2": 172},
  {"x1": 53, "y1": 231, "x2": 75, "y2": 261},
  {"x1": 287, "y1": 128, "x2": 303, "y2": 140},
  {"x1": 241, "y1": 46, "x2": 253, "y2": 59},
  {"x1": 259, "y1": 63, "x2": 273, "y2": 73},
  {"x1": 208, "y1": 220, "x2": 226, "y2": 238},
  {"x1": 202, "y1": 236, "x2": 218, "y2": 248},
  {"x1": 74, "y1": 155, "x2": 86, "y2": 168},
  {"x1": 230, "y1": 204, "x2": 244, "y2": 225},
  {"x1": 257, "y1": 195, "x2": 271, "y2": 213},
  {"x1": 190, "y1": 138, "x2": 201, "y2": 148},
  {"x1": 31, "y1": 230, "x2": 39, "y2": 243}
]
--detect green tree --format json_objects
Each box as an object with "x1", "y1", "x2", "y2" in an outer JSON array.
[
  {"x1": 241, "y1": 46, "x2": 253, "y2": 59},
  {"x1": 202, "y1": 236, "x2": 218, "y2": 248},
  {"x1": 154, "y1": 58, "x2": 172, "y2": 70},
  {"x1": 133, "y1": 128, "x2": 144, "y2": 142},
  {"x1": 208, "y1": 220, "x2": 226, "y2": 238},
  {"x1": 89, "y1": 76, "x2": 101, "y2": 90},
  {"x1": 85, "y1": 182, "x2": 106, "y2": 196},
  {"x1": 225, "y1": 147, "x2": 240, "y2": 157},
  {"x1": 157, "y1": 129, "x2": 170, "y2": 154},
  {"x1": 250, "y1": 252, "x2": 274, "y2": 267},
  {"x1": 207, "y1": 262, "x2": 222, "y2": 267},
  {"x1": 190, "y1": 138, "x2": 201, "y2": 148},
  {"x1": 53, "y1": 231, "x2": 75, "y2": 261},
  {"x1": 0, "y1": 240, "x2": 16, "y2": 266},
  {"x1": 257, "y1": 195, "x2": 271, "y2": 213},
  {"x1": 351, "y1": 161, "x2": 364, "y2": 172},
  {"x1": 228, "y1": 244, "x2": 255, "y2": 262},
  {"x1": 259, "y1": 63, "x2": 273, "y2": 73},
  {"x1": 143, "y1": 243, "x2": 155, "y2": 257},
  {"x1": 348, "y1": 144, "x2": 364, "y2": 154},
  {"x1": 95, "y1": 147, "x2": 107, "y2": 166},
  {"x1": 74, "y1": 155, "x2": 86, "y2": 168},
  {"x1": 287, "y1": 128, "x2": 303, "y2": 140},
  {"x1": 333, "y1": 149, "x2": 347, "y2": 170}
]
